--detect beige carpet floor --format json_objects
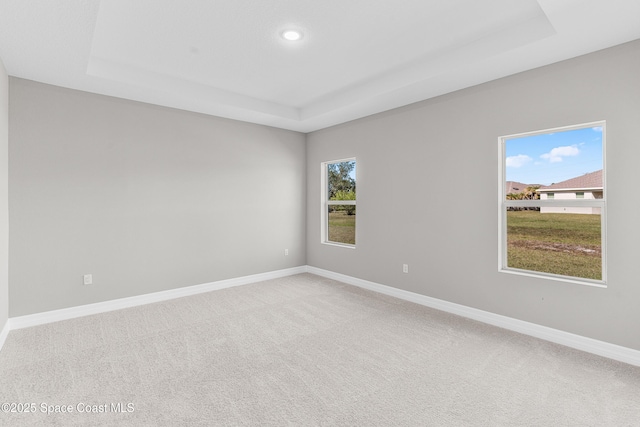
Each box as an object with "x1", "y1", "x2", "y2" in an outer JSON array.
[{"x1": 0, "y1": 273, "x2": 639, "y2": 426}]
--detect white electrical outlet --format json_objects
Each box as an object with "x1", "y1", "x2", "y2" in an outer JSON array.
[
  {"x1": 285, "y1": 249, "x2": 289, "y2": 256},
  {"x1": 83, "y1": 274, "x2": 93, "y2": 285},
  {"x1": 403, "y1": 264, "x2": 409, "y2": 273}
]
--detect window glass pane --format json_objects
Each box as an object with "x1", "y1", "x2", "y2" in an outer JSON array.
[
  {"x1": 502, "y1": 124, "x2": 604, "y2": 283},
  {"x1": 328, "y1": 161, "x2": 356, "y2": 201},
  {"x1": 505, "y1": 126, "x2": 602, "y2": 197},
  {"x1": 328, "y1": 205, "x2": 356, "y2": 245},
  {"x1": 506, "y1": 208, "x2": 601, "y2": 280}
]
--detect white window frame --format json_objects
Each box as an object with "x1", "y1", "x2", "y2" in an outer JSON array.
[
  {"x1": 321, "y1": 158, "x2": 356, "y2": 248},
  {"x1": 498, "y1": 121, "x2": 606, "y2": 287}
]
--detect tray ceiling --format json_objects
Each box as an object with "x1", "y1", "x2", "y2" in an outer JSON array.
[{"x1": 1, "y1": 0, "x2": 639, "y2": 132}]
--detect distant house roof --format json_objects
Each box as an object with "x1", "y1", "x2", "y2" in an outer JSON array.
[
  {"x1": 538, "y1": 170, "x2": 603, "y2": 192},
  {"x1": 506, "y1": 181, "x2": 540, "y2": 194}
]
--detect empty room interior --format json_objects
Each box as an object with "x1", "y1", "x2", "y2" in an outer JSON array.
[{"x1": 1, "y1": 1, "x2": 640, "y2": 425}]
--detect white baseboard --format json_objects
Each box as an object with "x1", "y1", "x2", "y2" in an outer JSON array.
[
  {"x1": 0, "y1": 319, "x2": 9, "y2": 354},
  {"x1": 307, "y1": 266, "x2": 640, "y2": 367},
  {"x1": 9, "y1": 266, "x2": 307, "y2": 330},
  {"x1": 4, "y1": 265, "x2": 640, "y2": 367}
]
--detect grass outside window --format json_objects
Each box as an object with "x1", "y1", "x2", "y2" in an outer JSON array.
[
  {"x1": 328, "y1": 207, "x2": 356, "y2": 245},
  {"x1": 506, "y1": 210, "x2": 601, "y2": 280}
]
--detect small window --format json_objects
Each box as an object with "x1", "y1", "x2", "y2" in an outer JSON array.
[
  {"x1": 321, "y1": 159, "x2": 356, "y2": 247},
  {"x1": 499, "y1": 122, "x2": 605, "y2": 286}
]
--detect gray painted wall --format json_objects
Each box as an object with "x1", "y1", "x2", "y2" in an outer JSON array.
[
  {"x1": 9, "y1": 78, "x2": 306, "y2": 316},
  {"x1": 0, "y1": 59, "x2": 7, "y2": 330},
  {"x1": 6, "y1": 40, "x2": 640, "y2": 352},
  {"x1": 307, "y1": 40, "x2": 640, "y2": 351}
]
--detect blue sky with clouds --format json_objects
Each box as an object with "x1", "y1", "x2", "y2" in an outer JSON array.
[{"x1": 505, "y1": 126, "x2": 603, "y2": 186}]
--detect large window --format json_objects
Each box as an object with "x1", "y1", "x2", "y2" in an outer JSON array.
[
  {"x1": 499, "y1": 122, "x2": 606, "y2": 286},
  {"x1": 321, "y1": 158, "x2": 356, "y2": 247}
]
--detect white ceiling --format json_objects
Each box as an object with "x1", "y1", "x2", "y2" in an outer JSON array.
[{"x1": 1, "y1": 0, "x2": 639, "y2": 133}]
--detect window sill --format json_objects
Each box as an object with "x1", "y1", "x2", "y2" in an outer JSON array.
[
  {"x1": 499, "y1": 267, "x2": 606, "y2": 288},
  {"x1": 322, "y1": 241, "x2": 356, "y2": 249}
]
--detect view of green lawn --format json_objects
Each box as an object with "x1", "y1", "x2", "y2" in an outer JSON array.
[
  {"x1": 506, "y1": 211, "x2": 601, "y2": 280},
  {"x1": 328, "y1": 210, "x2": 356, "y2": 245}
]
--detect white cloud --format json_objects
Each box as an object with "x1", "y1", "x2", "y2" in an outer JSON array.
[
  {"x1": 592, "y1": 126, "x2": 603, "y2": 132},
  {"x1": 506, "y1": 154, "x2": 532, "y2": 168},
  {"x1": 540, "y1": 145, "x2": 580, "y2": 163}
]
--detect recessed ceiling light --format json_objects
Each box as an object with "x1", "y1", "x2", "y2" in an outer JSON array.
[{"x1": 281, "y1": 30, "x2": 303, "y2": 41}]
